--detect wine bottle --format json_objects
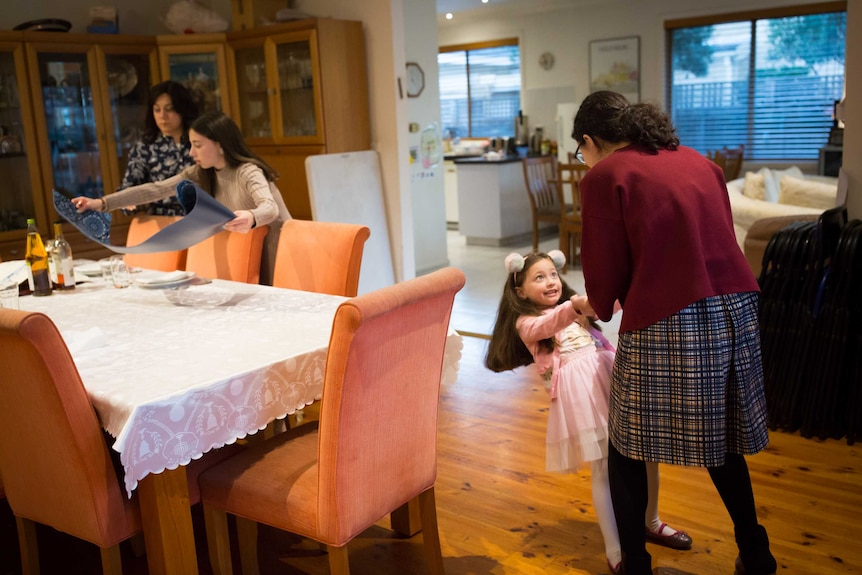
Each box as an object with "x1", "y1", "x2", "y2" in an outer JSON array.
[
  {"x1": 50, "y1": 222, "x2": 76, "y2": 290},
  {"x1": 25, "y1": 218, "x2": 52, "y2": 296}
]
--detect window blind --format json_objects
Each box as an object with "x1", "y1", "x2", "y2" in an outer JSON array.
[{"x1": 667, "y1": 9, "x2": 845, "y2": 162}]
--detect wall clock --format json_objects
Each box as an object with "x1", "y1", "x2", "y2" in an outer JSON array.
[
  {"x1": 539, "y1": 52, "x2": 555, "y2": 71},
  {"x1": 406, "y1": 62, "x2": 425, "y2": 98}
]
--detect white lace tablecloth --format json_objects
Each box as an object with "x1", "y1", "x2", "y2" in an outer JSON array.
[{"x1": 19, "y1": 278, "x2": 463, "y2": 496}]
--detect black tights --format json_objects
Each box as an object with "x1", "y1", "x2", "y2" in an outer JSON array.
[{"x1": 608, "y1": 441, "x2": 775, "y2": 575}]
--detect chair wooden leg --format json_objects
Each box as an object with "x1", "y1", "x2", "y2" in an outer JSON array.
[
  {"x1": 129, "y1": 532, "x2": 146, "y2": 557},
  {"x1": 236, "y1": 516, "x2": 260, "y2": 575},
  {"x1": 559, "y1": 228, "x2": 570, "y2": 273},
  {"x1": 100, "y1": 544, "x2": 123, "y2": 575},
  {"x1": 390, "y1": 498, "x2": 422, "y2": 536},
  {"x1": 15, "y1": 517, "x2": 39, "y2": 575},
  {"x1": 418, "y1": 488, "x2": 446, "y2": 575},
  {"x1": 326, "y1": 544, "x2": 350, "y2": 575},
  {"x1": 532, "y1": 221, "x2": 539, "y2": 252},
  {"x1": 203, "y1": 504, "x2": 234, "y2": 575}
]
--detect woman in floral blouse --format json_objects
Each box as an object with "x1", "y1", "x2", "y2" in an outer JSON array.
[{"x1": 120, "y1": 81, "x2": 199, "y2": 215}]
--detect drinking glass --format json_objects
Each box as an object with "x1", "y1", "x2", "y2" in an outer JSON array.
[
  {"x1": 98, "y1": 257, "x2": 113, "y2": 283},
  {"x1": 110, "y1": 256, "x2": 131, "y2": 288}
]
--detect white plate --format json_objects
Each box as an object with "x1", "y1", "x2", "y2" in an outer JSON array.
[
  {"x1": 75, "y1": 263, "x2": 103, "y2": 277},
  {"x1": 134, "y1": 271, "x2": 196, "y2": 289}
]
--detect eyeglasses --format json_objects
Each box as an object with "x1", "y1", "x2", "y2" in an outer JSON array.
[{"x1": 574, "y1": 145, "x2": 585, "y2": 165}]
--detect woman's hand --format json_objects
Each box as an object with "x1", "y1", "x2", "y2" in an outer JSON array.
[
  {"x1": 223, "y1": 210, "x2": 255, "y2": 233},
  {"x1": 570, "y1": 294, "x2": 597, "y2": 318},
  {"x1": 72, "y1": 197, "x2": 101, "y2": 213}
]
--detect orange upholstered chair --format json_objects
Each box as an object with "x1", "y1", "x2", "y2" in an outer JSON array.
[
  {"x1": 123, "y1": 215, "x2": 187, "y2": 272},
  {"x1": 0, "y1": 309, "x2": 241, "y2": 573},
  {"x1": 272, "y1": 219, "x2": 370, "y2": 297},
  {"x1": 184, "y1": 225, "x2": 269, "y2": 283},
  {"x1": 0, "y1": 309, "x2": 142, "y2": 575},
  {"x1": 198, "y1": 267, "x2": 466, "y2": 575}
]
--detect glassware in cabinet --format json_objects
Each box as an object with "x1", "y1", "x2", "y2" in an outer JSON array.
[
  {"x1": 275, "y1": 39, "x2": 318, "y2": 138},
  {"x1": 233, "y1": 45, "x2": 270, "y2": 139},
  {"x1": 0, "y1": 44, "x2": 45, "y2": 242},
  {"x1": 158, "y1": 38, "x2": 231, "y2": 116}
]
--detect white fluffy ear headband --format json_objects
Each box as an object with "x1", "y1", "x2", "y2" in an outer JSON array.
[{"x1": 504, "y1": 250, "x2": 566, "y2": 281}]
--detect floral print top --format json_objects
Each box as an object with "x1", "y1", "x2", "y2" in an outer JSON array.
[{"x1": 120, "y1": 133, "x2": 195, "y2": 216}]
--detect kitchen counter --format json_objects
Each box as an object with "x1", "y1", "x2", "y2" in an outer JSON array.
[
  {"x1": 452, "y1": 155, "x2": 523, "y2": 165},
  {"x1": 456, "y1": 156, "x2": 553, "y2": 246}
]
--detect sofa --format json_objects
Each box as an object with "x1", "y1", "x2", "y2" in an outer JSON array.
[{"x1": 727, "y1": 166, "x2": 839, "y2": 251}]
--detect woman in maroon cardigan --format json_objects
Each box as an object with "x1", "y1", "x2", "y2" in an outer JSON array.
[{"x1": 571, "y1": 91, "x2": 776, "y2": 575}]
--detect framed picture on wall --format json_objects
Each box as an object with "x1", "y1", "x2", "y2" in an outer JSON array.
[{"x1": 589, "y1": 36, "x2": 640, "y2": 103}]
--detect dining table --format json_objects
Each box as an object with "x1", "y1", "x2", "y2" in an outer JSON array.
[{"x1": 17, "y1": 267, "x2": 464, "y2": 575}]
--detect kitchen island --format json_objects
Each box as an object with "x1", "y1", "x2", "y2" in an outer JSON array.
[{"x1": 454, "y1": 155, "x2": 554, "y2": 246}]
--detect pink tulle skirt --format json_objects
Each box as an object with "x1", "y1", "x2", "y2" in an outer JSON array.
[{"x1": 545, "y1": 346, "x2": 615, "y2": 473}]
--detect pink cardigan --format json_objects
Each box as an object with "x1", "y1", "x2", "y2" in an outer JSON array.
[{"x1": 516, "y1": 302, "x2": 615, "y2": 399}]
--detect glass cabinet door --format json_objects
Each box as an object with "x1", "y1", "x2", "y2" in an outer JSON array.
[
  {"x1": 0, "y1": 45, "x2": 44, "y2": 236},
  {"x1": 274, "y1": 36, "x2": 320, "y2": 140},
  {"x1": 234, "y1": 45, "x2": 270, "y2": 139},
  {"x1": 100, "y1": 48, "x2": 154, "y2": 191},
  {"x1": 34, "y1": 49, "x2": 106, "y2": 201},
  {"x1": 159, "y1": 43, "x2": 230, "y2": 116}
]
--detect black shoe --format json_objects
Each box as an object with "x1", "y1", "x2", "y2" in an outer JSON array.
[{"x1": 734, "y1": 555, "x2": 777, "y2": 575}]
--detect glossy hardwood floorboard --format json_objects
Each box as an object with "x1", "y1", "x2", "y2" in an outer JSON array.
[{"x1": 1, "y1": 335, "x2": 859, "y2": 574}]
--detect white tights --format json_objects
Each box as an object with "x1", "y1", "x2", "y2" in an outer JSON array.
[{"x1": 591, "y1": 459, "x2": 666, "y2": 566}]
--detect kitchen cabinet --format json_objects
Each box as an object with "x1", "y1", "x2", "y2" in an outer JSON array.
[
  {"x1": 0, "y1": 33, "x2": 46, "y2": 262},
  {"x1": 157, "y1": 34, "x2": 231, "y2": 116},
  {"x1": 227, "y1": 19, "x2": 370, "y2": 219}
]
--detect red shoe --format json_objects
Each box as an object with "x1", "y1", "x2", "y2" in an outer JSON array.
[
  {"x1": 645, "y1": 522, "x2": 693, "y2": 550},
  {"x1": 608, "y1": 559, "x2": 623, "y2": 575}
]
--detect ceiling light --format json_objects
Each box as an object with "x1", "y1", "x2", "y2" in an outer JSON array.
[
  {"x1": 482, "y1": 0, "x2": 489, "y2": 3},
  {"x1": 446, "y1": 12, "x2": 453, "y2": 19}
]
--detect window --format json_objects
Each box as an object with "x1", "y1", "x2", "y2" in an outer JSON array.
[
  {"x1": 438, "y1": 39, "x2": 521, "y2": 139},
  {"x1": 666, "y1": 3, "x2": 846, "y2": 162}
]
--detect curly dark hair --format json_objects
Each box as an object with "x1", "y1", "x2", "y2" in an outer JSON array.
[
  {"x1": 485, "y1": 252, "x2": 578, "y2": 373},
  {"x1": 571, "y1": 90, "x2": 679, "y2": 154},
  {"x1": 141, "y1": 81, "x2": 198, "y2": 143}
]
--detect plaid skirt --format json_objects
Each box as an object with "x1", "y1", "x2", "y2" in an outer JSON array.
[{"x1": 609, "y1": 292, "x2": 770, "y2": 467}]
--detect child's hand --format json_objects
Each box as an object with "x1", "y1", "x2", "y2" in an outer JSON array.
[{"x1": 570, "y1": 294, "x2": 596, "y2": 318}]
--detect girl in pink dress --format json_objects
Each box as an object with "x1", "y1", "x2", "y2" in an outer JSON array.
[{"x1": 485, "y1": 250, "x2": 690, "y2": 573}]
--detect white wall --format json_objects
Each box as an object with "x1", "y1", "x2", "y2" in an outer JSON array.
[{"x1": 405, "y1": 0, "x2": 449, "y2": 275}]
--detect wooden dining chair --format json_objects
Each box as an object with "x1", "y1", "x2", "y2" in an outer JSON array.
[
  {"x1": 199, "y1": 266, "x2": 466, "y2": 575},
  {"x1": 554, "y1": 163, "x2": 589, "y2": 271},
  {"x1": 123, "y1": 215, "x2": 187, "y2": 272},
  {"x1": 184, "y1": 225, "x2": 269, "y2": 283},
  {"x1": 522, "y1": 156, "x2": 572, "y2": 252},
  {"x1": 272, "y1": 219, "x2": 371, "y2": 297},
  {"x1": 708, "y1": 144, "x2": 745, "y2": 182}
]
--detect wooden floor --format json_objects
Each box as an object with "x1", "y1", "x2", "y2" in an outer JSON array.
[{"x1": 1, "y1": 335, "x2": 860, "y2": 574}]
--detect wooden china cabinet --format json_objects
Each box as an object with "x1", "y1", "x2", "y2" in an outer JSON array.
[
  {"x1": 226, "y1": 19, "x2": 370, "y2": 220},
  {"x1": 0, "y1": 32, "x2": 46, "y2": 262},
  {"x1": 0, "y1": 18, "x2": 368, "y2": 260}
]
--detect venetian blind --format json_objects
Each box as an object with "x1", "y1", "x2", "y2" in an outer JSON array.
[{"x1": 666, "y1": 7, "x2": 845, "y2": 162}]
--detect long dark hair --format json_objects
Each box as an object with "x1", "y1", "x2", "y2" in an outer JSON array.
[
  {"x1": 572, "y1": 90, "x2": 679, "y2": 154},
  {"x1": 485, "y1": 253, "x2": 577, "y2": 373},
  {"x1": 142, "y1": 81, "x2": 198, "y2": 143},
  {"x1": 190, "y1": 111, "x2": 279, "y2": 190}
]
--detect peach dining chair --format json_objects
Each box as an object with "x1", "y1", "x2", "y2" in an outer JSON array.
[
  {"x1": 0, "y1": 308, "x2": 241, "y2": 575},
  {"x1": 272, "y1": 219, "x2": 371, "y2": 297},
  {"x1": 184, "y1": 225, "x2": 269, "y2": 283},
  {"x1": 123, "y1": 215, "x2": 187, "y2": 272},
  {"x1": 553, "y1": 163, "x2": 589, "y2": 271},
  {"x1": 522, "y1": 156, "x2": 573, "y2": 252},
  {"x1": 198, "y1": 266, "x2": 466, "y2": 575}
]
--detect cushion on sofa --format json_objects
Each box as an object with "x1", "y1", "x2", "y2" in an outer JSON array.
[
  {"x1": 762, "y1": 166, "x2": 804, "y2": 202},
  {"x1": 742, "y1": 170, "x2": 767, "y2": 201},
  {"x1": 778, "y1": 175, "x2": 838, "y2": 210}
]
